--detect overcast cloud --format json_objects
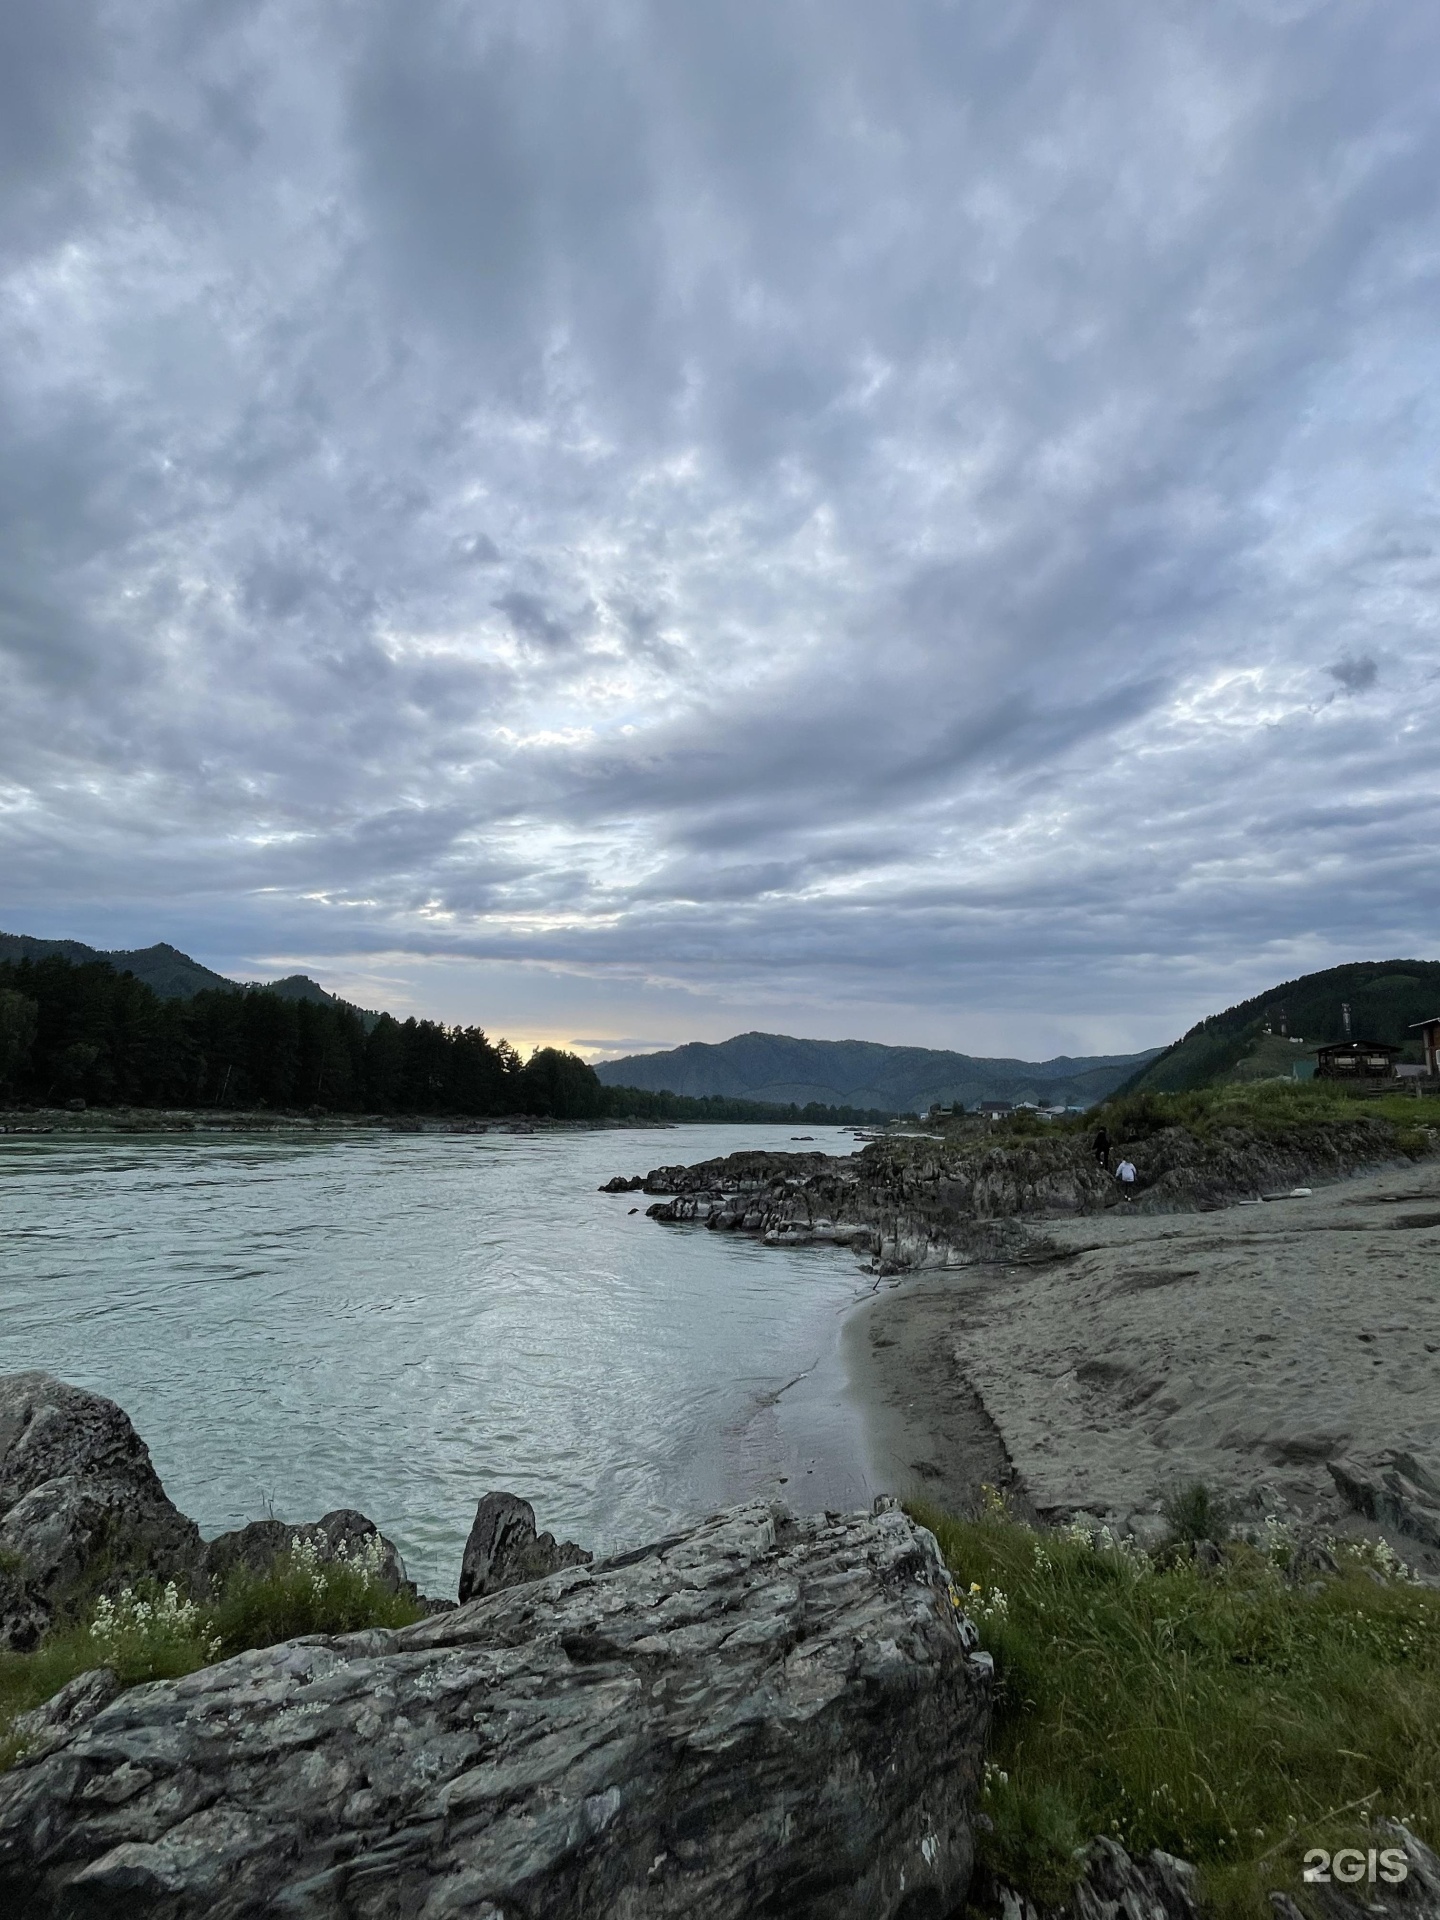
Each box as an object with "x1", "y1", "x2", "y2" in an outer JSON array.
[{"x1": 2, "y1": 0, "x2": 1437, "y2": 1058}]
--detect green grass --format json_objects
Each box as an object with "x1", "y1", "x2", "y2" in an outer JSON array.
[
  {"x1": 0, "y1": 1534, "x2": 424, "y2": 1770},
  {"x1": 1096, "y1": 1078, "x2": 1438, "y2": 1137},
  {"x1": 912, "y1": 1497, "x2": 1440, "y2": 1920}
]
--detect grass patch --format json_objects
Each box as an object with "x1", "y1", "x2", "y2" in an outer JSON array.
[
  {"x1": 0, "y1": 1533, "x2": 423, "y2": 1770},
  {"x1": 912, "y1": 1496, "x2": 1440, "y2": 1920},
  {"x1": 1161, "y1": 1480, "x2": 1234, "y2": 1548}
]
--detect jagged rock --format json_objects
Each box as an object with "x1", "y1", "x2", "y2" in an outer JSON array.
[
  {"x1": 990, "y1": 1825, "x2": 1440, "y2": 1920},
  {"x1": 984, "y1": 1835, "x2": 1201, "y2": 1920},
  {"x1": 8, "y1": 1667, "x2": 121, "y2": 1762},
  {"x1": 201, "y1": 1507, "x2": 417, "y2": 1600},
  {"x1": 0, "y1": 1499, "x2": 991, "y2": 1919},
  {"x1": 598, "y1": 1174, "x2": 645, "y2": 1192},
  {"x1": 457, "y1": 1490, "x2": 592, "y2": 1602},
  {"x1": 0, "y1": 1372, "x2": 202, "y2": 1650},
  {"x1": 1329, "y1": 1455, "x2": 1440, "y2": 1551}
]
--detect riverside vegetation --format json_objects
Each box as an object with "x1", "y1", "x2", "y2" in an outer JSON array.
[
  {"x1": 0, "y1": 1536, "x2": 424, "y2": 1771},
  {"x1": 914, "y1": 1489, "x2": 1440, "y2": 1920}
]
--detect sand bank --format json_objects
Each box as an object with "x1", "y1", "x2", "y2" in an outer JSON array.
[{"x1": 847, "y1": 1158, "x2": 1440, "y2": 1565}]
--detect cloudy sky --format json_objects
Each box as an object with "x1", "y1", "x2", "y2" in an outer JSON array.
[{"x1": 2, "y1": 1, "x2": 1437, "y2": 1062}]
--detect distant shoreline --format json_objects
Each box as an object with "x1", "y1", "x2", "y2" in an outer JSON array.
[{"x1": 0, "y1": 1106, "x2": 688, "y2": 1135}]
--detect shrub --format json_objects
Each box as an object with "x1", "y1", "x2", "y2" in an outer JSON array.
[{"x1": 1161, "y1": 1479, "x2": 1233, "y2": 1549}]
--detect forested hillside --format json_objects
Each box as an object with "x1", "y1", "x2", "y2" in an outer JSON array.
[
  {"x1": 0, "y1": 956, "x2": 892, "y2": 1124},
  {"x1": 1120, "y1": 959, "x2": 1440, "y2": 1094},
  {"x1": 0, "y1": 955, "x2": 592, "y2": 1116}
]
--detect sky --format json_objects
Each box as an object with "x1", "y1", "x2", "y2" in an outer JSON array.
[{"x1": 2, "y1": 1, "x2": 1437, "y2": 1064}]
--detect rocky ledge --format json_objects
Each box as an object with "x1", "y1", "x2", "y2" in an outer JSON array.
[
  {"x1": 610, "y1": 1116, "x2": 1415, "y2": 1273},
  {"x1": 0, "y1": 1498, "x2": 991, "y2": 1919}
]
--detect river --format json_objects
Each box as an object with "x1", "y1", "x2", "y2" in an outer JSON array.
[{"x1": 0, "y1": 1123, "x2": 880, "y2": 1594}]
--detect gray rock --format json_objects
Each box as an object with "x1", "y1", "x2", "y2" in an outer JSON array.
[
  {"x1": 201, "y1": 1508, "x2": 415, "y2": 1599},
  {"x1": 0, "y1": 1372, "x2": 202, "y2": 1650},
  {"x1": 1329, "y1": 1455, "x2": 1440, "y2": 1551},
  {"x1": 0, "y1": 1499, "x2": 991, "y2": 1919},
  {"x1": 993, "y1": 1826, "x2": 1440, "y2": 1920},
  {"x1": 9, "y1": 1667, "x2": 121, "y2": 1762},
  {"x1": 989, "y1": 1836, "x2": 1201, "y2": 1920},
  {"x1": 1123, "y1": 1513, "x2": 1171, "y2": 1555},
  {"x1": 457, "y1": 1491, "x2": 592, "y2": 1603}
]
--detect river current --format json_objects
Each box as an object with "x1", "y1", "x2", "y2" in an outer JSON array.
[{"x1": 0, "y1": 1123, "x2": 879, "y2": 1594}]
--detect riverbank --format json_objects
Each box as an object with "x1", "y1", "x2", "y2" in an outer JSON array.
[{"x1": 844, "y1": 1157, "x2": 1440, "y2": 1573}]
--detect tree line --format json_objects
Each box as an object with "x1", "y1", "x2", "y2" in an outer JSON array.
[{"x1": 0, "y1": 957, "x2": 893, "y2": 1125}]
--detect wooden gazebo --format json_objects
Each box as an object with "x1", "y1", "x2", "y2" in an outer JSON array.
[{"x1": 1313, "y1": 1038, "x2": 1401, "y2": 1081}]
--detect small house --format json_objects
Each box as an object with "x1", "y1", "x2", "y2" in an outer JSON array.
[{"x1": 1312, "y1": 1038, "x2": 1401, "y2": 1081}]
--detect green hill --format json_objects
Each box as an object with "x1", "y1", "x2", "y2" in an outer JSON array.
[
  {"x1": 594, "y1": 1030, "x2": 1159, "y2": 1114},
  {"x1": 1120, "y1": 959, "x2": 1440, "y2": 1095}
]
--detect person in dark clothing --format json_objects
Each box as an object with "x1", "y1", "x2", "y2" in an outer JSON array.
[{"x1": 1092, "y1": 1126, "x2": 1111, "y2": 1167}]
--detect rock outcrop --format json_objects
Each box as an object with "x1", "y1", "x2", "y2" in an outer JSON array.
[
  {"x1": 0, "y1": 1499, "x2": 992, "y2": 1919},
  {"x1": 622, "y1": 1113, "x2": 1414, "y2": 1273},
  {"x1": 0, "y1": 1373, "x2": 419, "y2": 1649},
  {"x1": 457, "y1": 1490, "x2": 592, "y2": 1602},
  {"x1": 201, "y1": 1508, "x2": 418, "y2": 1601},
  {"x1": 985, "y1": 1825, "x2": 1440, "y2": 1920},
  {"x1": 0, "y1": 1372, "x2": 202, "y2": 1651},
  {"x1": 986, "y1": 1835, "x2": 1203, "y2": 1920},
  {"x1": 1330, "y1": 1453, "x2": 1440, "y2": 1553}
]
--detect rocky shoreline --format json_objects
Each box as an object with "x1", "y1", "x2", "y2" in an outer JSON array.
[
  {"x1": 610, "y1": 1128, "x2": 1440, "y2": 1564},
  {"x1": 0, "y1": 1372, "x2": 991, "y2": 1917},
  {"x1": 3, "y1": 1373, "x2": 1439, "y2": 1916},
  {"x1": 613, "y1": 1114, "x2": 1422, "y2": 1274}
]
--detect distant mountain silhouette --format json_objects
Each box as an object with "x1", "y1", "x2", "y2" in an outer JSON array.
[
  {"x1": 594, "y1": 1030, "x2": 1159, "y2": 1115},
  {"x1": 0, "y1": 931, "x2": 343, "y2": 1012}
]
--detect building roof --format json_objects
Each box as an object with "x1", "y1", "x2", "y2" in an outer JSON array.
[
  {"x1": 1408, "y1": 1015, "x2": 1440, "y2": 1031},
  {"x1": 1313, "y1": 1037, "x2": 1401, "y2": 1056}
]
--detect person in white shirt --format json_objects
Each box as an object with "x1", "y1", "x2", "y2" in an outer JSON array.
[{"x1": 1115, "y1": 1157, "x2": 1137, "y2": 1200}]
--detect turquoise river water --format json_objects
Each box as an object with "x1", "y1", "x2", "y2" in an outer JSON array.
[{"x1": 0, "y1": 1123, "x2": 880, "y2": 1594}]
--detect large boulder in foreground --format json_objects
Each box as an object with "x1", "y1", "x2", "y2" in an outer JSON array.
[
  {"x1": 0, "y1": 1500, "x2": 991, "y2": 1919},
  {"x1": 0, "y1": 1372, "x2": 201, "y2": 1650}
]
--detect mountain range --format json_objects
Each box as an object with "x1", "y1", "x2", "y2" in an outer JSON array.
[
  {"x1": 0, "y1": 932, "x2": 345, "y2": 1012},
  {"x1": 594, "y1": 1031, "x2": 1160, "y2": 1114}
]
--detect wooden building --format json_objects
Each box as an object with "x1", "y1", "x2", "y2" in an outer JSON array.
[
  {"x1": 1410, "y1": 1017, "x2": 1440, "y2": 1079},
  {"x1": 1313, "y1": 1038, "x2": 1401, "y2": 1080}
]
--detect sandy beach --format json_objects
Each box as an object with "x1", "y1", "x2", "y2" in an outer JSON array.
[{"x1": 849, "y1": 1156, "x2": 1440, "y2": 1567}]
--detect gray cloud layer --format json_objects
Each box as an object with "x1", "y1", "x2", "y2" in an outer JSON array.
[{"x1": 2, "y1": 1, "x2": 1437, "y2": 1050}]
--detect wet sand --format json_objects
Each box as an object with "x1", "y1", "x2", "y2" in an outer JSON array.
[{"x1": 845, "y1": 1158, "x2": 1440, "y2": 1563}]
